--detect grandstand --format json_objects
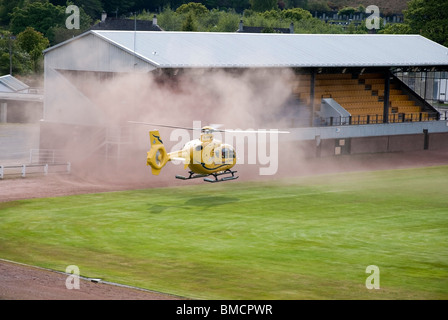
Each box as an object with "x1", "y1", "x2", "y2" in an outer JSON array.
[{"x1": 292, "y1": 71, "x2": 438, "y2": 126}]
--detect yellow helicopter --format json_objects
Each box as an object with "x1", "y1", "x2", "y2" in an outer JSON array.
[{"x1": 129, "y1": 122, "x2": 289, "y2": 183}]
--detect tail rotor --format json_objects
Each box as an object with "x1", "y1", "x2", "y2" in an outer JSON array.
[{"x1": 147, "y1": 130, "x2": 169, "y2": 175}]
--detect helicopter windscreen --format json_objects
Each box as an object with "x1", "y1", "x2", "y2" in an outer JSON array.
[{"x1": 221, "y1": 147, "x2": 235, "y2": 159}]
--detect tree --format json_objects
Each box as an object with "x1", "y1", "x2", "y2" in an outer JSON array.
[
  {"x1": 307, "y1": 0, "x2": 330, "y2": 12},
  {"x1": 281, "y1": 8, "x2": 312, "y2": 21},
  {"x1": 100, "y1": 0, "x2": 135, "y2": 16},
  {"x1": 73, "y1": 0, "x2": 103, "y2": 21},
  {"x1": 176, "y1": 2, "x2": 209, "y2": 16},
  {"x1": 153, "y1": 6, "x2": 183, "y2": 31},
  {"x1": 213, "y1": 10, "x2": 241, "y2": 32},
  {"x1": 0, "y1": 32, "x2": 33, "y2": 75},
  {"x1": 16, "y1": 27, "x2": 49, "y2": 73},
  {"x1": 9, "y1": 2, "x2": 66, "y2": 40},
  {"x1": 404, "y1": 0, "x2": 448, "y2": 47},
  {"x1": 338, "y1": 6, "x2": 356, "y2": 17},
  {"x1": 202, "y1": 0, "x2": 250, "y2": 12},
  {"x1": 375, "y1": 0, "x2": 448, "y2": 47},
  {"x1": 250, "y1": 0, "x2": 277, "y2": 12},
  {"x1": 379, "y1": 23, "x2": 412, "y2": 35},
  {"x1": 284, "y1": 0, "x2": 308, "y2": 9},
  {"x1": 0, "y1": 0, "x2": 25, "y2": 25},
  {"x1": 182, "y1": 13, "x2": 198, "y2": 31},
  {"x1": 49, "y1": 2, "x2": 92, "y2": 45},
  {"x1": 10, "y1": 1, "x2": 92, "y2": 45}
]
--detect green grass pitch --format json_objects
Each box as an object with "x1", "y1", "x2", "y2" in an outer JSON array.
[{"x1": 1, "y1": 166, "x2": 447, "y2": 299}]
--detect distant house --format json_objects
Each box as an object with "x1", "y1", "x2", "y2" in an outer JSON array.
[
  {"x1": 236, "y1": 20, "x2": 294, "y2": 34},
  {"x1": 0, "y1": 74, "x2": 30, "y2": 93},
  {"x1": 91, "y1": 12, "x2": 163, "y2": 31},
  {"x1": 0, "y1": 74, "x2": 43, "y2": 123}
]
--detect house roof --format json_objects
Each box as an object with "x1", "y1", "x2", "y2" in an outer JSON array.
[
  {"x1": 237, "y1": 26, "x2": 292, "y2": 33},
  {"x1": 44, "y1": 31, "x2": 448, "y2": 69},
  {"x1": 0, "y1": 74, "x2": 29, "y2": 92}
]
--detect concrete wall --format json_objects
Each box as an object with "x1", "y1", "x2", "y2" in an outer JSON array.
[
  {"x1": 0, "y1": 124, "x2": 40, "y2": 163},
  {"x1": 287, "y1": 121, "x2": 448, "y2": 141},
  {"x1": 1, "y1": 101, "x2": 43, "y2": 123},
  {"x1": 351, "y1": 136, "x2": 389, "y2": 154},
  {"x1": 429, "y1": 132, "x2": 448, "y2": 150},
  {"x1": 309, "y1": 131, "x2": 448, "y2": 157}
]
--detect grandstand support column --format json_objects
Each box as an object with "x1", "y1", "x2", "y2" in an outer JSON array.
[
  {"x1": 423, "y1": 129, "x2": 429, "y2": 150},
  {"x1": 383, "y1": 69, "x2": 391, "y2": 123},
  {"x1": 310, "y1": 68, "x2": 316, "y2": 126}
]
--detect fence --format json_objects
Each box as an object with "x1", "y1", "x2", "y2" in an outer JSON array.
[
  {"x1": 0, "y1": 162, "x2": 71, "y2": 179},
  {"x1": 29, "y1": 149, "x2": 66, "y2": 164},
  {"x1": 318, "y1": 112, "x2": 441, "y2": 127},
  {"x1": 394, "y1": 71, "x2": 448, "y2": 105},
  {"x1": 1, "y1": 148, "x2": 70, "y2": 179}
]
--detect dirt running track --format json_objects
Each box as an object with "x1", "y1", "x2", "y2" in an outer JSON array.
[
  {"x1": 1, "y1": 150, "x2": 447, "y2": 300},
  {"x1": 0, "y1": 259, "x2": 182, "y2": 300}
]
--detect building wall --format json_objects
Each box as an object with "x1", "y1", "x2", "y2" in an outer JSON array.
[
  {"x1": 429, "y1": 132, "x2": 448, "y2": 150},
  {"x1": 43, "y1": 68, "x2": 106, "y2": 126},
  {"x1": 0, "y1": 124, "x2": 40, "y2": 163},
  {"x1": 311, "y1": 131, "x2": 448, "y2": 157},
  {"x1": 44, "y1": 33, "x2": 156, "y2": 73},
  {"x1": 43, "y1": 32, "x2": 157, "y2": 127},
  {"x1": 4, "y1": 101, "x2": 43, "y2": 123}
]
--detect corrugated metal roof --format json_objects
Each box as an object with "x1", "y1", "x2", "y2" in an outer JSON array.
[
  {"x1": 0, "y1": 75, "x2": 29, "y2": 92},
  {"x1": 46, "y1": 31, "x2": 448, "y2": 69}
]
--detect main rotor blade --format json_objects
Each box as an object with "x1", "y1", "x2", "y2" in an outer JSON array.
[
  {"x1": 127, "y1": 121, "x2": 198, "y2": 131},
  {"x1": 224, "y1": 129, "x2": 290, "y2": 134},
  {"x1": 128, "y1": 121, "x2": 290, "y2": 134}
]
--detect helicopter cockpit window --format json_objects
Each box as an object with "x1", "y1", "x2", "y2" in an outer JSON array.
[{"x1": 222, "y1": 148, "x2": 234, "y2": 159}]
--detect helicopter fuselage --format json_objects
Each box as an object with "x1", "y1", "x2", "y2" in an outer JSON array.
[
  {"x1": 178, "y1": 138, "x2": 237, "y2": 175},
  {"x1": 146, "y1": 129, "x2": 237, "y2": 178}
]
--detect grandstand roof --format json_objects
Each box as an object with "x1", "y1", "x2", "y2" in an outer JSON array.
[{"x1": 45, "y1": 31, "x2": 448, "y2": 69}]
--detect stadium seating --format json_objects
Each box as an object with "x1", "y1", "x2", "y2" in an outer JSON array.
[{"x1": 292, "y1": 72, "x2": 429, "y2": 124}]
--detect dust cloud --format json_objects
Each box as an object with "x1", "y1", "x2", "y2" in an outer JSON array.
[
  {"x1": 42, "y1": 65, "x2": 314, "y2": 186},
  {"x1": 9, "y1": 61, "x2": 443, "y2": 195}
]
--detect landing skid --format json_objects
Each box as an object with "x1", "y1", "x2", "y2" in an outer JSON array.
[
  {"x1": 203, "y1": 169, "x2": 238, "y2": 183},
  {"x1": 175, "y1": 171, "x2": 209, "y2": 180},
  {"x1": 175, "y1": 169, "x2": 238, "y2": 183}
]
